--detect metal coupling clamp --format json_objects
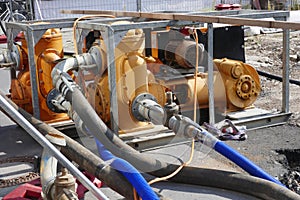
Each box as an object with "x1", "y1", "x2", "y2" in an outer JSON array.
[{"x1": 131, "y1": 93, "x2": 166, "y2": 125}]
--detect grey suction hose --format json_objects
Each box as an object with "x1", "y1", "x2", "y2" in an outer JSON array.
[
  {"x1": 0, "y1": 90, "x2": 135, "y2": 200},
  {"x1": 71, "y1": 87, "x2": 172, "y2": 173},
  {"x1": 169, "y1": 166, "x2": 300, "y2": 200},
  {"x1": 51, "y1": 54, "x2": 170, "y2": 172}
]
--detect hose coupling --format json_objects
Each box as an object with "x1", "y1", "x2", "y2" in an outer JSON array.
[
  {"x1": 131, "y1": 93, "x2": 166, "y2": 125},
  {"x1": 185, "y1": 126, "x2": 218, "y2": 148},
  {"x1": 47, "y1": 88, "x2": 71, "y2": 113},
  {"x1": 0, "y1": 48, "x2": 17, "y2": 68},
  {"x1": 168, "y1": 115, "x2": 195, "y2": 138},
  {"x1": 168, "y1": 115, "x2": 218, "y2": 147}
]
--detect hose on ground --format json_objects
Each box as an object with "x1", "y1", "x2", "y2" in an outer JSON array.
[
  {"x1": 214, "y1": 140, "x2": 285, "y2": 186},
  {"x1": 169, "y1": 115, "x2": 285, "y2": 186},
  {"x1": 67, "y1": 87, "x2": 300, "y2": 200},
  {"x1": 0, "y1": 90, "x2": 135, "y2": 200},
  {"x1": 96, "y1": 139, "x2": 159, "y2": 200}
]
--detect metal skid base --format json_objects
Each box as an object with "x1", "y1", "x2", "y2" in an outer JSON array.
[
  {"x1": 119, "y1": 108, "x2": 292, "y2": 151},
  {"x1": 226, "y1": 107, "x2": 292, "y2": 130}
]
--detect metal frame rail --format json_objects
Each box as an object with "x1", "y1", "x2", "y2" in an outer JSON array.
[{"x1": 4, "y1": 9, "x2": 293, "y2": 132}]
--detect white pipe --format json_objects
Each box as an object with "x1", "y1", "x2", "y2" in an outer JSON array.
[{"x1": 40, "y1": 149, "x2": 57, "y2": 200}]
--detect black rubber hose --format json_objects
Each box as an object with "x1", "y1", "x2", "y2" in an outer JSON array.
[
  {"x1": 69, "y1": 87, "x2": 300, "y2": 200},
  {"x1": 169, "y1": 166, "x2": 300, "y2": 200},
  {"x1": 257, "y1": 69, "x2": 300, "y2": 86},
  {"x1": 71, "y1": 87, "x2": 177, "y2": 175},
  {"x1": 0, "y1": 91, "x2": 134, "y2": 200}
]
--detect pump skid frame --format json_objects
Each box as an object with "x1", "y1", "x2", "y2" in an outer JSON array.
[{"x1": 4, "y1": 10, "x2": 292, "y2": 147}]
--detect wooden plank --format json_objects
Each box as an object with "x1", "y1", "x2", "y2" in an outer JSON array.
[
  {"x1": 60, "y1": 9, "x2": 300, "y2": 30},
  {"x1": 174, "y1": 13, "x2": 219, "y2": 23},
  {"x1": 61, "y1": 9, "x2": 141, "y2": 17}
]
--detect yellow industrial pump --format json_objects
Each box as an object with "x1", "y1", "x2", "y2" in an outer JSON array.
[{"x1": 6, "y1": 23, "x2": 261, "y2": 132}]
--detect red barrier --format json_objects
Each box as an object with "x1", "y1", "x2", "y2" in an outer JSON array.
[
  {"x1": 3, "y1": 172, "x2": 103, "y2": 200},
  {"x1": 3, "y1": 183, "x2": 42, "y2": 200}
]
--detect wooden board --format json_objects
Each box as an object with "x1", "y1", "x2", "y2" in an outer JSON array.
[{"x1": 61, "y1": 10, "x2": 300, "y2": 30}]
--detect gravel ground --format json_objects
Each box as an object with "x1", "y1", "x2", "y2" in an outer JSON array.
[
  {"x1": 245, "y1": 30, "x2": 300, "y2": 127},
  {"x1": 224, "y1": 30, "x2": 300, "y2": 194}
]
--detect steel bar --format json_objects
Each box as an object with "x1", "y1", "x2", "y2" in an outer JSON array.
[
  {"x1": 207, "y1": 23, "x2": 215, "y2": 124},
  {"x1": 9, "y1": 0, "x2": 13, "y2": 21},
  {"x1": 0, "y1": 94, "x2": 109, "y2": 200},
  {"x1": 61, "y1": 10, "x2": 300, "y2": 30},
  {"x1": 77, "y1": 19, "x2": 197, "y2": 32},
  {"x1": 106, "y1": 26, "x2": 119, "y2": 133},
  {"x1": 187, "y1": 10, "x2": 289, "y2": 19},
  {"x1": 136, "y1": 0, "x2": 141, "y2": 12},
  {"x1": 26, "y1": 28, "x2": 40, "y2": 119},
  {"x1": 228, "y1": 11, "x2": 289, "y2": 20},
  {"x1": 282, "y1": 29, "x2": 290, "y2": 113}
]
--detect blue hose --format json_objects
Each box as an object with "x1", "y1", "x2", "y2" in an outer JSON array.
[
  {"x1": 95, "y1": 139, "x2": 159, "y2": 200},
  {"x1": 214, "y1": 141, "x2": 285, "y2": 187},
  {"x1": 169, "y1": 116, "x2": 285, "y2": 187}
]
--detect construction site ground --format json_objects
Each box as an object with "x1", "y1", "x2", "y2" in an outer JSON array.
[{"x1": 1, "y1": 18, "x2": 300, "y2": 199}]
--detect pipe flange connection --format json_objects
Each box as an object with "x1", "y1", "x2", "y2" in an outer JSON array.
[
  {"x1": 0, "y1": 46, "x2": 19, "y2": 68},
  {"x1": 88, "y1": 46, "x2": 104, "y2": 74},
  {"x1": 131, "y1": 93, "x2": 157, "y2": 122},
  {"x1": 236, "y1": 75, "x2": 257, "y2": 100},
  {"x1": 131, "y1": 93, "x2": 165, "y2": 125},
  {"x1": 46, "y1": 88, "x2": 69, "y2": 113}
]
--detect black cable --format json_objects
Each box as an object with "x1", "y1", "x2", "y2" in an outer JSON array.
[{"x1": 257, "y1": 69, "x2": 300, "y2": 86}]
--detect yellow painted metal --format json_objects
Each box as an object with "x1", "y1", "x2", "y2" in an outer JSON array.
[
  {"x1": 10, "y1": 28, "x2": 69, "y2": 122},
  {"x1": 88, "y1": 28, "x2": 166, "y2": 133},
  {"x1": 90, "y1": 32, "x2": 260, "y2": 133},
  {"x1": 214, "y1": 58, "x2": 261, "y2": 111},
  {"x1": 154, "y1": 58, "x2": 260, "y2": 114},
  {"x1": 163, "y1": 71, "x2": 227, "y2": 112}
]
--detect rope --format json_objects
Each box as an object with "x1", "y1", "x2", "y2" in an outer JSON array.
[
  {"x1": 192, "y1": 29, "x2": 199, "y2": 123},
  {"x1": 148, "y1": 138, "x2": 195, "y2": 185},
  {"x1": 147, "y1": 28, "x2": 200, "y2": 186}
]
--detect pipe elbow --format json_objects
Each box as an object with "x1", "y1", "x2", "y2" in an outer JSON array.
[
  {"x1": 41, "y1": 134, "x2": 67, "y2": 200},
  {"x1": 51, "y1": 59, "x2": 66, "y2": 87},
  {"x1": 40, "y1": 149, "x2": 57, "y2": 200},
  {"x1": 51, "y1": 47, "x2": 103, "y2": 88}
]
